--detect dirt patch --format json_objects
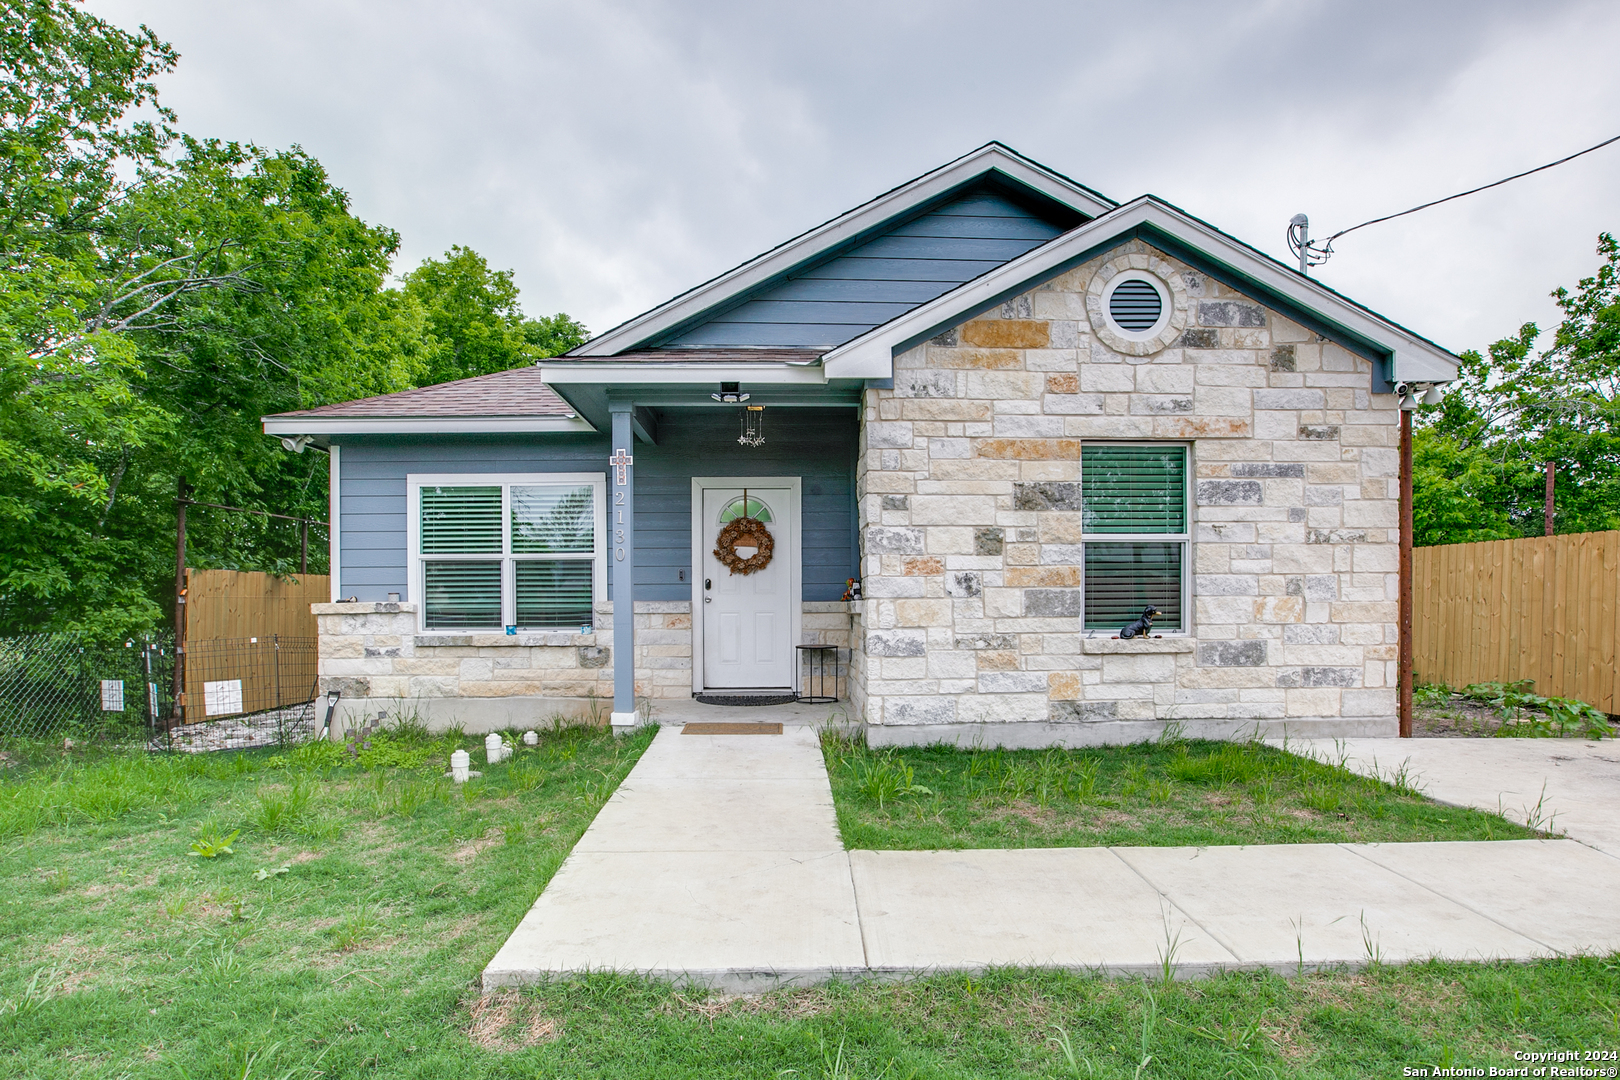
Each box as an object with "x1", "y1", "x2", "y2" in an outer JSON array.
[
  {"x1": 290, "y1": 850, "x2": 323, "y2": 864},
  {"x1": 451, "y1": 830, "x2": 503, "y2": 865},
  {"x1": 465, "y1": 991, "x2": 561, "y2": 1051},
  {"x1": 1415, "y1": 700, "x2": 1506, "y2": 737}
]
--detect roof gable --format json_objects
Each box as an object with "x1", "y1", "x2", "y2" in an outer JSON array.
[
  {"x1": 572, "y1": 143, "x2": 1114, "y2": 356},
  {"x1": 662, "y1": 188, "x2": 1065, "y2": 349},
  {"x1": 821, "y1": 196, "x2": 1462, "y2": 388}
]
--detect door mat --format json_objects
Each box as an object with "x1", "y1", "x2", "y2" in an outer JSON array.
[
  {"x1": 681, "y1": 722, "x2": 784, "y2": 735},
  {"x1": 693, "y1": 693, "x2": 797, "y2": 706}
]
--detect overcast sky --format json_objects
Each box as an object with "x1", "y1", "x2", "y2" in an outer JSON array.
[{"x1": 94, "y1": 0, "x2": 1620, "y2": 355}]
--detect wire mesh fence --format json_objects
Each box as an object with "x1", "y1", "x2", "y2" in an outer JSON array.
[
  {"x1": 169, "y1": 635, "x2": 320, "y2": 751},
  {"x1": 0, "y1": 635, "x2": 174, "y2": 742},
  {"x1": 0, "y1": 632, "x2": 322, "y2": 751}
]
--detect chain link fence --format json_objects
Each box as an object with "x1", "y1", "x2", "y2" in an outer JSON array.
[
  {"x1": 0, "y1": 632, "x2": 322, "y2": 751},
  {"x1": 0, "y1": 634, "x2": 174, "y2": 742}
]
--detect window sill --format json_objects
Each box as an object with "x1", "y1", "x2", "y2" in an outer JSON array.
[
  {"x1": 415, "y1": 632, "x2": 597, "y2": 648},
  {"x1": 1081, "y1": 636, "x2": 1195, "y2": 654}
]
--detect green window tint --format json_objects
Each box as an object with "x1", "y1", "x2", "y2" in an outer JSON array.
[
  {"x1": 1084, "y1": 543, "x2": 1183, "y2": 631},
  {"x1": 421, "y1": 486, "x2": 502, "y2": 553},
  {"x1": 1081, "y1": 446, "x2": 1186, "y2": 534},
  {"x1": 718, "y1": 496, "x2": 773, "y2": 524},
  {"x1": 423, "y1": 561, "x2": 502, "y2": 629},
  {"x1": 515, "y1": 561, "x2": 593, "y2": 630},
  {"x1": 511, "y1": 485, "x2": 594, "y2": 553}
]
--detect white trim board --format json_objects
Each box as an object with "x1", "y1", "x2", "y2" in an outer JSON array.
[
  {"x1": 405, "y1": 472, "x2": 608, "y2": 636},
  {"x1": 574, "y1": 144, "x2": 1114, "y2": 357},
  {"x1": 264, "y1": 415, "x2": 596, "y2": 438},
  {"x1": 821, "y1": 196, "x2": 1462, "y2": 385},
  {"x1": 329, "y1": 444, "x2": 342, "y2": 603},
  {"x1": 539, "y1": 362, "x2": 828, "y2": 386},
  {"x1": 689, "y1": 476, "x2": 803, "y2": 695}
]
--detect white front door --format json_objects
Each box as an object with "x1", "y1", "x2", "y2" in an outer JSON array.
[{"x1": 699, "y1": 485, "x2": 792, "y2": 689}]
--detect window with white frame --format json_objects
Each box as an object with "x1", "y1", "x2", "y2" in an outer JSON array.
[
  {"x1": 409, "y1": 474, "x2": 606, "y2": 632},
  {"x1": 1081, "y1": 445, "x2": 1188, "y2": 631}
]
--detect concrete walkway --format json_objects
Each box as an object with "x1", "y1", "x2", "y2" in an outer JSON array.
[
  {"x1": 1285, "y1": 737, "x2": 1620, "y2": 856},
  {"x1": 484, "y1": 728, "x2": 1620, "y2": 991}
]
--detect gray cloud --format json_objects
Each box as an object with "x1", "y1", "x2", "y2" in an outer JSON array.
[{"x1": 95, "y1": 0, "x2": 1620, "y2": 353}]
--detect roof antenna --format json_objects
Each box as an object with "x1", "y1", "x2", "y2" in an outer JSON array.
[{"x1": 1288, "y1": 214, "x2": 1332, "y2": 275}]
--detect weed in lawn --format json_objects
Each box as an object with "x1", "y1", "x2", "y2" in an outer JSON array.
[
  {"x1": 1134, "y1": 987, "x2": 1159, "y2": 1079},
  {"x1": 1049, "y1": 1024, "x2": 1103, "y2": 1077},
  {"x1": 2, "y1": 967, "x2": 58, "y2": 1017},
  {"x1": 188, "y1": 823, "x2": 239, "y2": 858},
  {"x1": 253, "y1": 864, "x2": 290, "y2": 881},
  {"x1": 855, "y1": 756, "x2": 930, "y2": 809},
  {"x1": 1414, "y1": 681, "x2": 1455, "y2": 707},
  {"x1": 40, "y1": 868, "x2": 71, "y2": 893},
  {"x1": 331, "y1": 900, "x2": 381, "y2": 951},
  {"x1": 1521, "y1": 782, "x2": 1561, "y2": 834},
  {"x1": 254, "y1": 779, "x2": 312, "y2": 834},
  {"x1": 1066, "y1": 759, "x2": 1100, "y2": 802}
]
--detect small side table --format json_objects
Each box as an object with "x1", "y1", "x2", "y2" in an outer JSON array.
[{"x1": 795, "y1": 645, "x2": 841, "y2": 704}]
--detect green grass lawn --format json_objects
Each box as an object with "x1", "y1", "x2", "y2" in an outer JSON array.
[
  {"x1": 1, "y1": 725, "x2": 1608, "y2": 1079},
  {"x1": 822, "y1": 732, "x2": 1545, "y2": 850}
]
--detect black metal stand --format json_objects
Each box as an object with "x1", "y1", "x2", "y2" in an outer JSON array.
[{"x1": 795, "y1": 645, "x2": 841, "y2": 704}]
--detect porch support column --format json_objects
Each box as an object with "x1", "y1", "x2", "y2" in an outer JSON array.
[{"x1": 609, "y1": 402, "x2": 639, "y2": 732}]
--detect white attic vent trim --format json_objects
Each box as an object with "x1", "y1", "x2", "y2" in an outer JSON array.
[{"x1": 1107, "y1": 276, "x2": 1164, "y2": 332}]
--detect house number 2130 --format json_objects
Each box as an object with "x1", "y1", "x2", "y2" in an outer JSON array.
[{"x1": 609, "y1": 448, "x2": 632, "y2": 562}]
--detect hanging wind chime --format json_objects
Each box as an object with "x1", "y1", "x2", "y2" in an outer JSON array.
[{"x1": 738, "y1": 404, "x2": 765, "y2": 448}]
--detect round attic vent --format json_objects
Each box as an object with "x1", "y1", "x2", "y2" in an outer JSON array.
[{"x1": 1107, "y1": 277, "x2": 1164, "y2": 333}]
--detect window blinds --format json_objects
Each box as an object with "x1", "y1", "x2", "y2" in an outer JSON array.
[
  {"x1": 516, "y1": 561, "x2": 593, "y2": 629},
  {"x1": 423, "y1": 561, "x2": 502, "y2": 629},
  {"x1": 1083, "y1": 543, "x2": 1183, "y2": 630},
  {"x1": 1081, "y1": 446, "x2": 1186, "y2": 534},
  {"x1": 421, "y1": 486, "x2": 502, "y2": 552}
]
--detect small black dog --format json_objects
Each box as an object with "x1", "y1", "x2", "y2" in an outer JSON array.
[{"x1": 1118, "y1": 605, "x2": 1161, "y2": 639}]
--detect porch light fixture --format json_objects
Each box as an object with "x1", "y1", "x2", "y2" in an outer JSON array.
[
  {"x1": 711, "y1": 381, "x2": 750, "y2": 403},
  {"x1": 739, "y1": 405, "x2": 765, "y2": 448}
]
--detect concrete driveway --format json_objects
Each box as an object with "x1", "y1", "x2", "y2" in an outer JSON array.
[{"x1": 1283, "y1": 737, "x2": 1620, "y2": 856}]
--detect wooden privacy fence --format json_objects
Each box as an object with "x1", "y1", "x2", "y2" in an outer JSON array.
[
  {"x1": 1414, "y1": 531, "x2": 1620, "y2": 714},
  {"x1": 180, "y1": 569, "x2": 329, "y2": 722}
]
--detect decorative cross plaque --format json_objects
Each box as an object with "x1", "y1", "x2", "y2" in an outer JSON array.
[{"x1": 609, "y1": 448, "x2": 633, "y2": 485}]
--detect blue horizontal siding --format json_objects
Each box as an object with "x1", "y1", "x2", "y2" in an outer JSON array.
[
  {"x1": 662, "y1": 190, "x2": 1063, "y2": 348},
  {"x1": 336, "y1": 408, "x2": 856, "y2": 605}
]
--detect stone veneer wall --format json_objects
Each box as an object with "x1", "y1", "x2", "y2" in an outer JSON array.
[
  {"x1": 856, "y1": 238, "x2": 1401, "y2": 747},
  {"x1": 314, "y1": 599, "x2": 854, "y2": 733}
]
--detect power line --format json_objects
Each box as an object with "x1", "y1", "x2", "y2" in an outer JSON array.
[
  {"x1": 1289, "y1": 132, "x2": 1620, "y2": 272},
  {"x1": 1328, "y1": 132, "x2": 1620, "y2": 243}
]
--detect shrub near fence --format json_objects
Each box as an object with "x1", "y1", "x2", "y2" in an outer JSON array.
[
  {"x1": 0, "y1": 635, "x2": 173, "y2": 741},
  {"x1": 1415, "y1": 530, "x2": 1620, "y2": 715}
]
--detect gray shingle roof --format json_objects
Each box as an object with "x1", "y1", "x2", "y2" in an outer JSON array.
[{"x1": 268, "y1": 366, "x2": 576, "y2": 419}]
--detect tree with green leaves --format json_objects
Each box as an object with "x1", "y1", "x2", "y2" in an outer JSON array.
[
  {"x1": 0, "y1": 1, "x2": 588, "y2": 635},
  {"x1": 402, "y1": 245, "x2": 587, "y2": 385},
  {"x1": 1415, "y1": 233, "x2": 1620, "y2": 545}
]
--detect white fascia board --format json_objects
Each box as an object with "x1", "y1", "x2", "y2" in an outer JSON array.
[
  {"x1": 261, "y1": 415, "x2": 597, "y2": 437},
  {"x1": 822, "y1": 198, "x2": 1462, "y2": 384},
  {"x1": 539, "y1": 361, "x2": 828, "y2": 385},
  {"x1": 573, "y1": 145, "x2": 1116, "y2": 357}
]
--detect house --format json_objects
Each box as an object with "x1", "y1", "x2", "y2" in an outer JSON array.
[{"x1": 263, "y1": 143, "x2": 1460, "y2": 747}]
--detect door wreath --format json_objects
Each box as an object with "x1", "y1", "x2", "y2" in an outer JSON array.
[{"x1": 714, "y1": 516, "x2": 774, "y2": 575}]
